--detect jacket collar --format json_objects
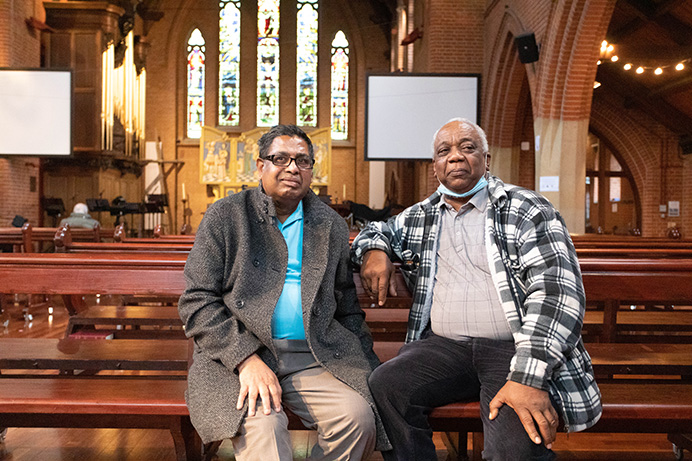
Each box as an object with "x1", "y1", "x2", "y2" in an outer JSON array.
[
  {"x1": 250, "y1": 184, "x2": 327, "y2": 226},
  {"x1": 486, "y1": 174, "x2": 508, "y2": 209}
]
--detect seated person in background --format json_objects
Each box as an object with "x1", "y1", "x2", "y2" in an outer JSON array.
[
  {"x1": 351, "y1": 118, "x2": 601, "y2": 461},
  {"x1": 59, "y1": 203, "x2": 100, "y2": 229},
  {"x1": 178, "y1": 124, "x2": 389, "y2": 460}
]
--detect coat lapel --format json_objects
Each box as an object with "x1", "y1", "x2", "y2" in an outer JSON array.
[{"x1": 301, "y1": 192, "x2": 332, "y2": 324}]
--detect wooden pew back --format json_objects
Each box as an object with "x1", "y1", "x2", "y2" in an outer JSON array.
[{"x1": 55, "y1": 226, "x2": 193, "y2": 253}]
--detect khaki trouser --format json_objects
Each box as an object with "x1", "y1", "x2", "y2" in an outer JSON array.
[{"x1": 231, "y1": 339, "x2": 376, "y2": 461}]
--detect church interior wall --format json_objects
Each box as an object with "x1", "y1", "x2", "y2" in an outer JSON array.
[{"x1": 0, "y1": 0, "x2": 688, "y2": 238}]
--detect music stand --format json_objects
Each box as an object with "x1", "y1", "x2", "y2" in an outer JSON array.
[
  {"x1": 42, "y1": 198, "x2": 66, "y2": 226},
  {"x1": 86, "y1": 199, "x2": 110, "y2": 212},
  {"x1": 144, "y1": 194, "x2": 168, "y2": 213}
]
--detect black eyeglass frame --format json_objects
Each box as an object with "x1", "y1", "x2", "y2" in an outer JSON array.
[{"x1": 261, "y1": 154, "x2": 315, "y2": 170}]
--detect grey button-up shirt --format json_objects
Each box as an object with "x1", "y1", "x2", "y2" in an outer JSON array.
[{"x1": 431, "y1": 187, "x2": 513, "y2": 341}]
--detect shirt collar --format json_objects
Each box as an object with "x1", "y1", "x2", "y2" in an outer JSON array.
[{"x1": 277, "y1": 200, "x2": 304, "y2": 229}]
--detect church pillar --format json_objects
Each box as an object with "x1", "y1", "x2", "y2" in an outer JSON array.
[{"x1": 533, "y1": 117, "x2": 588, "y2": 232}]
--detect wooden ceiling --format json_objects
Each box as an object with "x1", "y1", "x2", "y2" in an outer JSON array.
[{"x1": 596, "y1": 0, "x2": 692, "y2": 139}]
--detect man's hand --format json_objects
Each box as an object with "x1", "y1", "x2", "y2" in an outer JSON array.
[
  {"x1": 360, "y1": 250, "x2": 398, "y2": 306},
  {"x1": 236, "y1": 353, "x2": 282, "y2": 416},
  {"x1": 488, "y1": 381, "x2": 559, "y2": 449}
]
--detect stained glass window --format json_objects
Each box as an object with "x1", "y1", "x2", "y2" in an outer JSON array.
[
  {"x1": 219, "y1": 0, "x2": 241, "y2": 126},
  {"x1": 187, "y1": 29, "x2": 206, "y2": 139},
  {"x1": 257, "y1": 0, "x2": 280, "y2": 126},
  {"x1": 297, "y1": 0, "x2": 318, "y2": 126},
  {"x1": 330, "y1": 31, "x2": 349, "y2": 140}
]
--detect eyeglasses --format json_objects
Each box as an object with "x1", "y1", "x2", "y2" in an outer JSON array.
[{"x1": 262, "y1": 154, "x2": 315, "y2": 170}]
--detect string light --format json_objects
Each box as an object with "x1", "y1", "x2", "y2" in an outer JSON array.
[
  {"x1": 597, "y1": 40, "x2": 691, "y2": 77},
  {"x1": 593, "y1": 81, "x2": 601, "y2": 89}
]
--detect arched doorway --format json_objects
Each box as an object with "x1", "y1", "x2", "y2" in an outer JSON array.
[{"x1": 585, "y1": 131, "x2": 641, "y2": 234}]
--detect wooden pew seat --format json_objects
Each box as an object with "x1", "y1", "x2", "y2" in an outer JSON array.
[{"x1": 0, "y1": 378, "x2": 199, "y2": 461}]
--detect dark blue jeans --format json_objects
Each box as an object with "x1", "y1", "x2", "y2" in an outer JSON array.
[{"x1": 369, "y1": 333, "x2": 556, "y2": 461}]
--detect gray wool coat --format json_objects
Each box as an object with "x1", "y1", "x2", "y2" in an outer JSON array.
[{"x1": 178, "y1": 187, "x2": 390, "y2": 451}]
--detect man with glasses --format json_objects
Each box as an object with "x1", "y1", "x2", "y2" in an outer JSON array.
[{"x1": 179, "y1": 124, "x2": 389, "y2": 460}]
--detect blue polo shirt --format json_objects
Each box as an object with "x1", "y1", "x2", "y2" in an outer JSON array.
[{"x1": 271, "y1": 201, "x2": 306, "y2": 340}]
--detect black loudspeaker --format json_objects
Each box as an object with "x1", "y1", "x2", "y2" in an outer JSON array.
[{"x1": 515, "y1": 32, "x2": 539, "y2": 64}]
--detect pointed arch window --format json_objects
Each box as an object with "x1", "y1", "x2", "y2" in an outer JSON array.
[
  {"x1": 330, "y1": 31, "x2": 349, "y2": 140},
  {"x1": 297, "y1": 0, "x2": 318, "y2": 126},
  {"x1": 257, "y1": 0, "x2": 280, "y2": 126},
  {"x1": 219, "y1": 0, "x2": 241, "y2": 126},
  {"x1": 187, "y1": 28, "x2": 205, "y2": 138}
]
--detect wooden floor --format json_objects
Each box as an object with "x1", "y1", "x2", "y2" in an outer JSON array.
[{"x1": 0, "y1": 296, "x2": 682, "y2": 460}]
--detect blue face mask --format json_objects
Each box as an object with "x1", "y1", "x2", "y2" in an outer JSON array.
[{"x1": 437, "y1": 175, "x2": 488, "y2": 198}]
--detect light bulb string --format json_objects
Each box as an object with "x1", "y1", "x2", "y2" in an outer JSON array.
[{"x1": 597, "y1": 40, "x2": 690, "y2": 74}]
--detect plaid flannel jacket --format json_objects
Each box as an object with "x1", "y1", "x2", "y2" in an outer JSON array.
[{"x1": 351, "y1": 174, "x2": 602, "y2": 432}]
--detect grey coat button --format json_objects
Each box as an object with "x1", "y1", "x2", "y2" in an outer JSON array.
[
  {"x1": 236, "y1": 300, "x2": 244, "y2": 309},
  {"x1": 253, "y1": 259, "x2": 260, "y2": 267},
  {"x1": 333, "y1": 352, "x2": 342, "y2": 359}
]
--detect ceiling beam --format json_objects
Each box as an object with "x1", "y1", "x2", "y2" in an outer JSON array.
[
  {"x1": 609, "y1": 0, "x2": 690, "y2": 43},
  {"x1": 654, "y1": 14, "x2": 692, "y2": 46}
]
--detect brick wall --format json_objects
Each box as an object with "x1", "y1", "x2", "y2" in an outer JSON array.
[
  {"x1": 415, "y1": 0, "x2": 485, "y2": 198},
  {"x1": 0, "y1": 0, "x2": 42, "y2": 227}
]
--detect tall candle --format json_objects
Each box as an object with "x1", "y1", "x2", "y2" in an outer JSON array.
[
  {"x1": 342, "y1": 184, "x2": 346, "y2": 201},
  {"x1": 182, "y1": 183, "x2": 186, "y2": 200}
]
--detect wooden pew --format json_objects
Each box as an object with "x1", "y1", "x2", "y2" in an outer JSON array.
[
  {"x1": 3, "y1": 252, "x2": 690, "y2": 344},
  {"x1": 114, "y1": 224, "x2": 196, "y2": 244},
  {"x1": 0, "y1": 338, "x2": 188, "y2": 377},
  {"x1": 0, "y1": 378, "x2": 200, "y2": 461},
  {"x1": 581, "y1": 258, "x2": 692, "y2": 342},
  {"x1": 154, "y1": 224, "x2": 194, "y2": 237},
  {"x1": 0, "y1": 223, "x2": 32, "y2": 253},
  {"x1": 576, "y1": 247, "x2": 692, "y2": 258},
  {"x1": 2, "y1": 253, "x2": 692, "y2": 459},
  {"x1": 55, "y1": 226, "x2": 193, "y2": 253},
  {"x1": 572, "y1": 234, "x2": 692, "y2": 249},
  {"x1": 1, "y1": 223, "x2": 113, "y2": 253},
  {"x1": 3, "y1": 377, "x2": 688, "y2": 461},
  {"x1": 65, "y1": 305, "x2": 185, "y2": 339},
  {"x1": 0, "y1": 253, "x2": 196, "y2": 459},
  {"x1": 572, "y1": 235, "x2": 692, "y2": 259}
]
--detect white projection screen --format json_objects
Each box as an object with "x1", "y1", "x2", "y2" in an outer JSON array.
[
  {"x1": 0, "y1": 68, "x2": 72, "y2": 156},
  {"x1": 365, "y1": 73, "x2": 480, "y2": 160}
]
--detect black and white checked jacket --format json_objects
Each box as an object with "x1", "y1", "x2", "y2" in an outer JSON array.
[{"x1": 351, "y1": 174, "x2": 602, "y2": 432}]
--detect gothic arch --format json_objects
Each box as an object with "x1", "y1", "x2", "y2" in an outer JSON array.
[{"x1": 483, "y1": 13, "x2": 532, "y2": 183}]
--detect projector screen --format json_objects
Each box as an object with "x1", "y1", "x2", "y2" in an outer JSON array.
[
  {"x1": 365, "y1": 73, "x2": 480, "y2": 160},
  {"x1": 0, "y1": 68, "x2": 72, "y2": 156}
]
